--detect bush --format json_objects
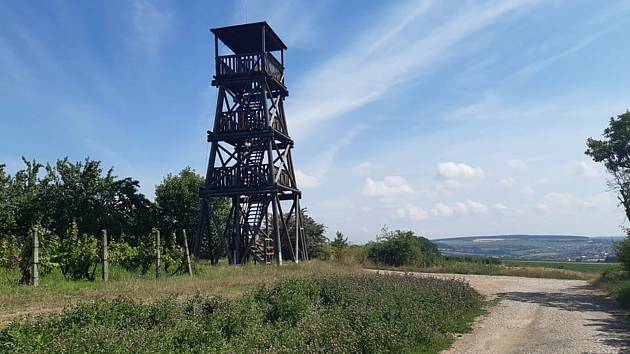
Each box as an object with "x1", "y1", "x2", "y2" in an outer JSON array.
[
  {"x1": 53, "y1": 223, "x2": 99, "y2": 281},
  {"x1": 0, "y1": 273, "x2": 483, "y2": 353},
  {"x1": 367, "y1": 229, "x2": 441, "y2": 267},
  {"x1": 0, "y1": 235, "x2": 22, "y2": 269},
  {"x1": 109, "y1": 241, "x2": 140, "y2": 272},
  {"x1": 615, "y1": 236, "x2": 630, "y2": 271}
]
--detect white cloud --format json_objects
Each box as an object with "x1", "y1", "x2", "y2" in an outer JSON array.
[
  {"x1": 494, "y1": 203, "x2": 509, "y2": 211},
  {"x1": 431, "y1": 202, "x2": 455, "y2": 217},
  {"x1": 301, "y1": 124, "x2": 367, "y2": 183},
  {"x1": 460, "y1": 200, "x2": 489, "y2": 216},
  {"x1": 437, "y1": 162, "x2": 484, "y2": 179},
  {"x1": 512, "y1": 23, "x2": 621, "y2": 81},
  {"x1": 356, "y1": 162, "x2": 378, "y2": 174},
  {"x1": 499, "y1": 177, "x2": 515, "y2": 187},
  {"x1": 363, "y1": 176, "x2": 414, "y2": 198},
  {"x1": 507, "y1": 159, "x2": 528, "y2": 170},
  {"x1": 131, "y1": 0, "x2": 172, "y2": 55},
  {"x1": 535, "y1": 192, "x2": 612, "y2": 214},
  {"x1": 429, "y1": 200, "x2": 489, "y2": 218},
  {"x1": 574, "y1": 160, "x2": 602, "y2": 178},
  {"x1": 396, "y1": 205, "x2": 431, "y2": 221},
  {"x1": 288, "y1": 0, "x2": 540, "y2": 137},
  {"x1": 232, "y1": 0, "x2": 325, "y2": 48},
  {"x1": 295, "y1": 169, "x2": 320, "y2": 188},
  {"x1": 522, "y1": 186, "x2": 536, "y2": 196}
]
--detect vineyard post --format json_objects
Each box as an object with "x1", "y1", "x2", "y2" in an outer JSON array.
[
  {"x1": 101, "y1": 229, "x2": 109, "y2": 282},
  {"x1": 31, "y1": 226, "x2": 39, "y2": 287},
  {"x1": 183, "y1": 229, "x2": 193, "y2": 276},
  {"x1": 156, "y1": 229, "x2": 161, "y2": 279}
]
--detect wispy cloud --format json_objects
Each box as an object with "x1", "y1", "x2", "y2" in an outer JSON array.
[
  {"x1": 302, "y1": 124, "x2": 368, "y2": 182},
  {"x1": 232, "y1": 0, "x2": 327, "y2": 48},
  {"x1": 512, "y1": 22, "x2": 625, "y2": 81},
  {"x1": 288, "y1": 0, "x2": 539, "y2": 137},
  {"x1": 131, "y1": 0, "x2": 172, "y2": 55}
]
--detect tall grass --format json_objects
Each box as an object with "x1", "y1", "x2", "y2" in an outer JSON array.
[
  {"x1": 373, "y1": 260, "x2": 597, "y2": 280},
  {"x1": 594, "y1": 269, "x2": 630, "y2": 308},
  {"x1": 0, "y1": 261, "x2": 360, "y2": 327},
  {"x1": 0, "y1": 273, "x2": 483, "y2": 353}
]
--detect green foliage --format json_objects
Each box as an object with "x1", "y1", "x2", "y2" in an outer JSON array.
[
  {"x1": 367, "y1": 227, "x2": 441, "y2": 267},
  {"x1": 0, "y1": 235, "x2": 22, "y2": 269},
  {"x1": 136, "y1": 231, "x2": 157, "y2": 275},
  {"x1": 154, "y1": 167, "x2": 229, "y2": 256},
  {"x1": 0, "y1": 158, "x2": 153, "y2": 244},
  {"x1": 54, "y1": 223, "x2": 99, "y2": 281},
  {"x1": 109, "y1": 241, "x2": 140, "y2": 272},
  {"x1": 330, "y1": 230, "x2": 347, "y2": 252},
  {"x1": 586, "y1": 111, "x2": 630, "y2": 221},
  {"x1": 162, "y1": 233, "x2": 185, "y2": 274},
  {"x1": 614, "y1": 236, "x2": 630, "y2": 272},
  {"x1": 0, "y1": 273, "x2": 483, "y2": 353},
  {"x1": 595, "y1": 269, "x2": 630, "y2": 309}
]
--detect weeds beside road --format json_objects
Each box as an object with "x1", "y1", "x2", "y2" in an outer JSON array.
[{"x1": 0, "y1": 270, "x2": 483, "y2": 353}]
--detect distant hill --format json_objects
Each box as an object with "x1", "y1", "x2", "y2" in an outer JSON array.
[{"x1": 432, "y1": 235, "x2": 619, "y2": 261}]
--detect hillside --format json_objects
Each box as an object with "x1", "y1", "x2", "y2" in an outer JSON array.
[{"x1": 433, "y1": 235, "x2": 620, "y2": 261}]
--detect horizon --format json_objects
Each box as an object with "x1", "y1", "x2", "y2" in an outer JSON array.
[{"x1": 2, "y1": 0, "x2": 630, "y2": 242}]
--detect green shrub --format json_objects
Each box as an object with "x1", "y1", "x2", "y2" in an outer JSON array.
[
  {"x1": 53, "y1": 223, "x2": 99, "y2": 281},
  {"x1": 367, "y1": 229, "x2": 441, "y2": 267},
  {"x1": 615, "y1": 236, "x2": 630, "y2": 272},
  {"x1": 0, "y1": 235, "x2": 22, "y2": 269},
  {"x1": 0, "y1": 273, "x2": 484, "y2": 354},
  {"x1": 109, "y1": 241, "x2": 140, "y2": 272}
]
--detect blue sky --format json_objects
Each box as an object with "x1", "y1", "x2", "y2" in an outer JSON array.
[{"x1": 2, "y1": 0, "x2": 629, "y2": 242}]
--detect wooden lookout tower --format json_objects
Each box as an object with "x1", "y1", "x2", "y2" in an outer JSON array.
[{"x1": 194, "y1": 22, "x2": 307, "y2": 265}]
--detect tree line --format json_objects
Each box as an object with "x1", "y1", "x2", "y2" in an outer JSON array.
[{"x1": 0, "y1": 157, "x2": 328, "y2": 280}]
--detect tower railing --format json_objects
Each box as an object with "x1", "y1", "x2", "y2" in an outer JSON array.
[
  {"x1": 216, "y1": 52, "x2": 283, "y2": 83},
  {"x1": 210, "y1": 165, "x2": 272, "y2": 189},
  {"x1": 216, "y1": 110, "x2": 267, "y2": 133}
]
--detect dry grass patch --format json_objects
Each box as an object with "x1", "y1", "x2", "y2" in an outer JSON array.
[{"x1": 0, "y1": 261, "x2": 360, "y2": 328}]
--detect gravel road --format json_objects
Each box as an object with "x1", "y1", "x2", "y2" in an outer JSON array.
[{"x1": 376, "y1": 271, "x2": 630, "y2": 353}]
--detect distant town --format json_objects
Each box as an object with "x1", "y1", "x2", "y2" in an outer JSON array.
[{"x1": 434, "y1": 235, "x2": 620, "y2": 262}]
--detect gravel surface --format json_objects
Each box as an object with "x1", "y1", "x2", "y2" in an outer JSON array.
[{"x1": 376, "y1": 271, "x2": 630, "y2": 353}]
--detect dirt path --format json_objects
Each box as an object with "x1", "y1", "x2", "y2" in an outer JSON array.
[{"x1": 376, "y1": 271, "x2": 630, "y2": 353}]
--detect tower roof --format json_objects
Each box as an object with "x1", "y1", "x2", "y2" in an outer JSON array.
[{"x1": 211, "y1": 22, "x2": 287, "y2": 53}]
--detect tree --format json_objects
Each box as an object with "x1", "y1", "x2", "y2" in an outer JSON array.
[
  {"x1": 367, "y1": 228, "x2": 441, "y2": 267},
  {"x1": 154, "y1": 167, "x2": 229, "y2": 253},
  {"x1": 330, "y1": 231, "x2": 348, "y2": 260},
  {"x1": 586, "y1": 111, "x2": 630, "y2": 271},
  {"x1": 1, "y1": 157, "x2": 154, "y2": 241},
  {"x1": 586, "y1": 111, "x2": 630, "y2": 221},
  {"x1": 281, "y1": 208, "x2": 328, "y2": 260}
]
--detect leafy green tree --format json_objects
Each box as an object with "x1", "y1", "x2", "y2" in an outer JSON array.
[
  {"x1": 330, "y1": 231, "x2": 348, "y2": 260},
  {"x1": 282, "y1": 208, "x2": 327, "y2": 259},
  {"x1": 586, "y1": 111, "x2": 630, "y2": 270},
  {"x1": 586, "y1": 111, "x2": 630, "y2": 221},
  {"x1": 367, "y1": 228, "x2": 441, "y2": 267},
  {"x1": 44, "y1": 158, "x2": 153, "y2": 240},
  {"x1": 1, "y1": 157, "x2": 153, "y2": 243},
  {"x1": 154, "y1": 167, "x2": 229, "y2": 255}
]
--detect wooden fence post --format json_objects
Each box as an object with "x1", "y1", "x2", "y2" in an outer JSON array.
[
  {"x1": 32, "y1": 226, "x2": 39, "y2": 287},
  {"x1": 183, "y1": 229, "x2": 193, "y2": 276},
  {"x1": 156, "y1": 229, "x2": 161, "y2": 279},
  {"x1": 101, "y1": 229, "x2": 109, "y2": 282}
]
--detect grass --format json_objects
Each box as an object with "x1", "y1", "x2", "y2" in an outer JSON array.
[
  {"x1": 371, "y1": 260, "x2": 603, "y2": 280},
  {"x1": 0, "y1": 261, "x2": 359, "y2": 327},
  {"x1": 594, "y1": 269, "x2": 630, "y2": 309},
  {"x1": 0, "y1": 272, "x2": 484, "y2": 353},
  {"x1": 503, "y1": 260, "x2": 619, "y2": 274}
]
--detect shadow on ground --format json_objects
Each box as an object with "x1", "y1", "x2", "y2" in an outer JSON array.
[{"x1": 498, "y1": 285, "x2": 630, "y2": 350}]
